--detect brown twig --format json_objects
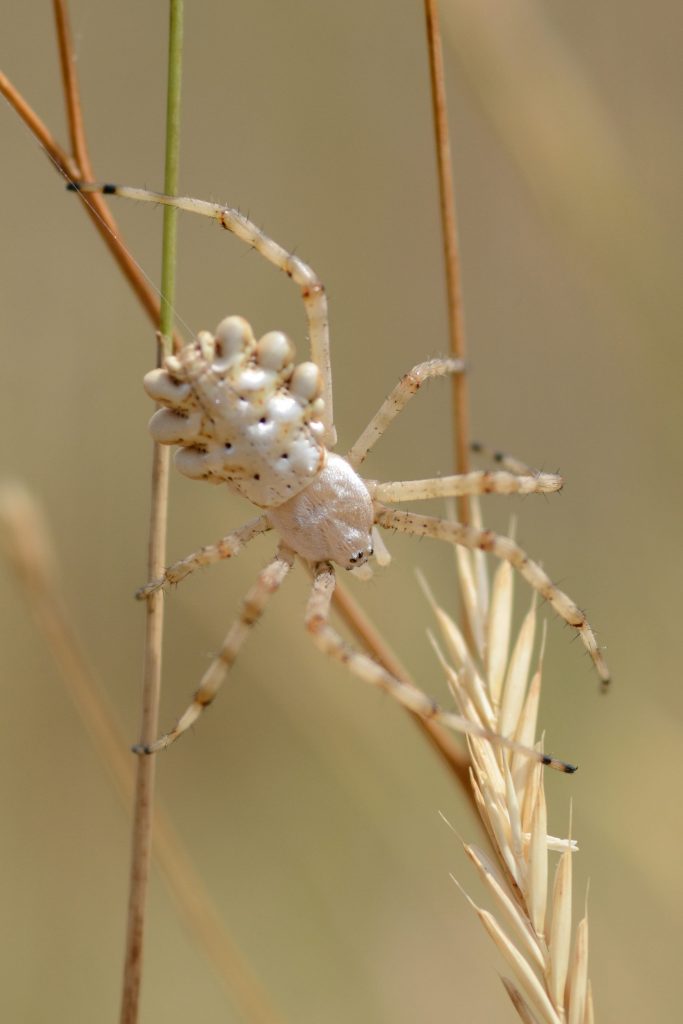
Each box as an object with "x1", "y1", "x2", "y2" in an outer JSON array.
[
  {"x1": 119, "y1": 1, "x2": 183, "y2": 1018},
  {"x1": 120, "y1": 447, "x2": 171, "y2": 1024},
  {"x1": 53, "y1": 0, "x2": 92, "y2": 177},
  {"x1": 0, "y1": 29, "x2": 182, "y2": 344},
  {"x1": 424, "y1": 0, "x2": 471, "y2": 524}
]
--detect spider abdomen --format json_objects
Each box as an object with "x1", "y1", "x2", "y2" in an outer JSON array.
[{"x1": 144, "y1": 316, "x2": 327, "y2": 507}]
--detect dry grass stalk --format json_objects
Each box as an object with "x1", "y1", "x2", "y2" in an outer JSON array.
[
  {"x1": 425, "y1": 500, "x2": 595, "y2": 1023},
  {"x1": 423, "y1": 0, "x2": 471, "y2": 523}
]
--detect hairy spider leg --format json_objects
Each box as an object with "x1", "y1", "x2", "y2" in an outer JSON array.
[
  {"x1": 134, "y1": 545, "x2": 294, "y2": 754},
  {"x1": 346, "y1": 357, "x2": 464, "y2": 468},
  {"x1": 374, "y1": 505, "x2": 610, "y2": 688},
  {"x1": 305, "y1": 562, "x2": 575, "y2": 772},
  {"x1": 469, "y1": 441, "x2": 544, "y2": 476},
  {"x1": 369, "y1": 469, "x2": 562, "y2": 504},
  {"x1": 137, "y1": 515, "x2": 271, "y2": 598}
]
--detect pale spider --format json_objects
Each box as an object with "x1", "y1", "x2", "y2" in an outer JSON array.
[{"x1": 71, "y1": 182, "x2": 609, "y2": 771}]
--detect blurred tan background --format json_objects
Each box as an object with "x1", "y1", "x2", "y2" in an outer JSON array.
[{"x1": 1, "y1": 1, "x2": 681, "y2": 1021}]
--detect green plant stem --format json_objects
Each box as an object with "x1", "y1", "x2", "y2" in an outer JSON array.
[{"x1": 119, "y1": 4, "x2": 183, "y2": 1023}]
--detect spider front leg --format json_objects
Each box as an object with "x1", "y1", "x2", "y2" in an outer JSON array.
[
  {"x1": 374, "y1": 505, "x2": 610, "y2": 687},
  {"x1": 136, "y1": 515, "x2": 271, "y2": 598},
  {"x1": 134, "y1": 544, "x2": 294, "y2": 754},
  {"x1": 305, "y1": 562, "x2": 575, "y2": 772},
  {"x1": 346, "y1": 357, "x2": 464, "y2": 469},
  {"x1": 68, "y1": 182, "x2": 335, "y2": 445},
  {"x1": 469, "y1": 441, "x2": 546, "y2": 476},
  {"x1": 369, "y1": 468, "x2": 563, "y2": 504}
]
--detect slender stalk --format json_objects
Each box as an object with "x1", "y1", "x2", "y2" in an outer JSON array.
[
  {"x1": 53, "y1": 0, "x2": 92, "y2": 177},
  {"x1": 424, "y1": 0, "x2": 471, "y2": 523},
  {"x1": 119, "y1": 5, "x2": 183, "y2": 1022},
  {"x1": 0, "y1": 69, "x2": 74, "y2": 171},
  {"x1": 2, "y1": 12, "x2": 183, "y2": 345}
]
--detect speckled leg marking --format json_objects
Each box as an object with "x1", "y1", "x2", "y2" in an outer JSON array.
[
  {"x1": 346, "y1": 357, "x2": 464, "y2": 468},
  {"x1": 370, "y1": 469, "x2": 562, "y2": 504},
  {"x1": 374, "y1": 505, "x2": 610, "y2": 687},
  {"x1": 136, "y1": 515, "x2": 271, "y2": 598},
  {"x1": 305, "y1": 563, "x2": 575, "y2": 771},
  {"x1": 133, "y1": 545, "x2": 295, "y2": 754}
]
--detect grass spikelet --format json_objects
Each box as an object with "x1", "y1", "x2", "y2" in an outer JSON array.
[{"x1": 429, "y1": 499, "x2": 595, "y2": 1021}]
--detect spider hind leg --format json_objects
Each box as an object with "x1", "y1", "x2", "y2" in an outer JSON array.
[
  {"x1": 134, "y1": 544, "x2": 294, "y2": 754},
  {"x1": 373, "y1": 504, "x2": 610, "y2": 688},
  {"x1": 305, "y1": 562, "x2": 576, "y2": 771}
]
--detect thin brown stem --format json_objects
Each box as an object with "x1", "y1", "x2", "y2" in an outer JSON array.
[
  {"x1": 424, "y1": 0, "x2": 471, "y2": 523},
  {"x1": 120, "y1": 444, "x2": 170, "y2": 1024},
  {"x1": 0, "y1": 70, "x2": 74, "y2": 172},
  {"x1": 120, "y1": 2, "x2": 183, "y2": 1019},
  {"x1": 0, "y1": 73, "x2": 182, "y2": 344},
  {"x1": 53, "y1": 0, "x2": 93, "y2": 177}
]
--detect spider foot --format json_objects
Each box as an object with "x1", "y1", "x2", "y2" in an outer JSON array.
[
  {"x1": 131, "y1": 737, "x2": 166, "y2": 755},
  {"x1": 543, "y1": 754, "x2": 578, "y2": 773},
  {"x1": 135, "y1": 577, "x2": 166, "y2": 600}
]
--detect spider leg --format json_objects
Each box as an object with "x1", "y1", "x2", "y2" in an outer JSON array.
[
  {"x1": 369, "y1": 469, "x2": 562, "y2": 504},
  {"x1": 67, "y1": 182, "x2": 335, "y2": 446},
  {"x1": 136, "y1": 515, "x2": 271, "y2": 598},
  {"x1": 305, "y1": 562, "x2": 575, "y2": 772},
  {"x1": 134, "y1": 544, "x2": 295, "y2": 754},
  {"x1": 346, "y1": 357, "x2": 464, "y2": 469},
  {"x1": 374, "y1": 504, "x2": 610, "y2": 688},
  {"x1": 470, "y1": 441, "x2": 547, "y2": 477}
]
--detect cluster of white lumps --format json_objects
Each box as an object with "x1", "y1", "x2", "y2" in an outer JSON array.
[{"x1": 143, "y1": 316, "x2": 328, "y2": 508}]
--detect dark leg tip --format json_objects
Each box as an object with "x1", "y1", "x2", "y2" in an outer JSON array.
[
  {"x1": 131, "y1": 742, "x2": 152, "y2": 756},
  {"x1": 600, "y1": 677, "x2": 611, "y2": 694},
  {"x1": 66, "y1": 181, "x2": 81, "y2": 192},
  {"x1": 543, "y1": 754, "x2": 578, "y2": 773},
  {"x1": 102, "y1": 183, "x2": 117, "y2": 194}
]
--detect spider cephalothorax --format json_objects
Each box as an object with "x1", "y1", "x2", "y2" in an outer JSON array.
[{"x1": 69, "y1": 181, "x2": 609, "y2": 770}]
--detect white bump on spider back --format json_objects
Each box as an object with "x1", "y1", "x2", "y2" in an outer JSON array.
[
  {"x1": 214, "y1": 316, "x2": 256, "y2": 365},
  {"x1": 267, "y1": 453, "x2": 374, "y2": 568},
  {"x1": 143, "y1": 317, "x2": 327, "y2": 508},
  {"x1": 256, "y1": 331, "x2": 295, "y2": 371},
  {"x1": 290, "y1": 362, "x2": 322, "y2": 402}
]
